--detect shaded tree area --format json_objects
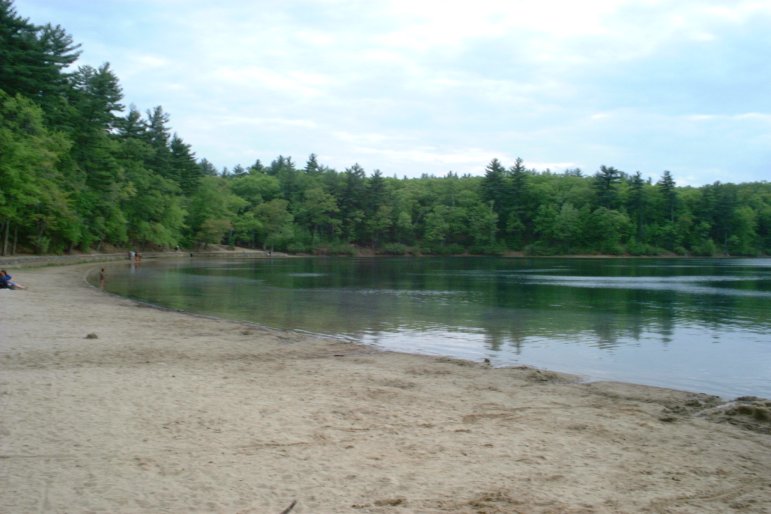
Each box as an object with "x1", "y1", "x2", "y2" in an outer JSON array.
[
  {"x1": 1, "y1": 1, "x2": 769, "y2": 257},
  {"x1": 1, "y1": 0, "x2": 193, "y2": 254}
]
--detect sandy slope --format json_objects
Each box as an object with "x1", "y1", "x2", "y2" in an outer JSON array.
[{"x1": 1, "y1": 263, "x2": 769, "y2": 513}]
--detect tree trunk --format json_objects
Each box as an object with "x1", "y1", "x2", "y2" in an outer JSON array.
[{"x1": 2, "y1": 220, "x2": 9, "y2": 256}]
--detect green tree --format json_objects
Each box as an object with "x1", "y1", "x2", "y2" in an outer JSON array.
[
  {"x1": 0, "y1": 2, "x2": 80, "y2": 104},
  {"x1": 586, "y1": 207, "x2": 631, "y2": 254},
  {"x1": 552, "y1": 203, "x2": 585, "y2": 252},
  {"x1": 506, "y1": 157, "x2": 530, "y2": 247},
  {"x1": 0, "y1": 91, "x2": 74, "y2": 254},
  {"x1": 186, "y1": 175, "x2": 245, "y2": 247},
  {"x1": 304, "y1": 153, "x2": 322, "y2": 176},
  {"x1": 391, "y1": 187, "x2": 416, "y2": 245},
  {"x1": 230, "y1": 173, "x2": 281, "y2": 206},
  {"x1": 254, "y1": 199, "x2": 294, "y2": 251},
  {"x1": 115, "y1": 130, "x2": 185, "y2": 249},
  {"x1": 466, "y1": 200, "x2": 498, "y2": 249},
  {"x1": 198, "y1": 158, "x2": 219, "y2": 177},
  {"x1": 338, "y1": 163, "x2": 367, "y2": 242},
  {"x1": 169, "y1": 134, "x2": 202, "y2": 196},
  {"x1": 627, "y1": 171, "x2": 646, "y2": 240},
  {"x1": 532, "y1": 203, "x2": 558, "y2": 253},
  {"x1": 423, "y1": 205, "x2": 450, "y2": 248},
  {"x1": 364, "y1": 169, "x2": 391, "y2": 247},
  {"x1": 593, "y1": 165, "x2": 623, "y2": 209},
  {"x1": 67, "y1": 62, "x2": 129, "y2": 249},
  {"x1": 480, "y1": 158, "x2": 507, "y2": 236},
  {"x1": 657, "y1": 170, "x2": 677, "y2": 223},
  {"x1": 144, "y1": 105, "x2": 172, "y2": 177},
  {"x1": 296, "y1": 186, "x2": 340, "y2": 244}
]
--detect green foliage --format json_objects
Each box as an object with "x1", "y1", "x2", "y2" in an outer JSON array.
[
  {"x1": 378, "y1": 243, "x2": 408, "y2": 255},
  {"x1": 593, "y1": 165, "x2": 623, "y2": 209},
  {"x1": 625, "y1": 238, "x2": 661, "y2": 256},
  {"x1": 313, "y1": 242, "x2": 357, "y2": 256},
  {"x1": 0, "y1": 90, "x2": 75, "y2": 253},
  {"x1": 523, "y1": 242, "x2": 558, "y2": 256},
  {"x1": 2, "y1": 1, "x2": 770, "y2": 258}
]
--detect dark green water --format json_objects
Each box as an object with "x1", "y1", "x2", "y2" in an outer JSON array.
[{"x1": 99, "y1": 257, "x2": 771, "y2": 399}]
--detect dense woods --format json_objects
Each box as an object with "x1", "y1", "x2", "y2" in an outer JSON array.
[{"x1": 1, "y1": 1, "x2": 769, "y2": 257}]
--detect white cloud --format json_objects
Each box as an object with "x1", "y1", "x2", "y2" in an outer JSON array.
[
  {"x1": 213, "y1": 66, "x2": 337, "y2": 100},
  {"x1": 129, "y1": 54, "x2": 170, "y2": 69},
  {"x1": 17, "y1": 0, "x2": 771, "y2": 183},
  {"x1": 214, "y1": 115, "x2": 319, "y2": 130},
  {"x1": 684, "y1": 112, "x2": 771, "y2": 123},
  {"x1": 351, "y1": 144, "x2": 513, "y2": 172}
]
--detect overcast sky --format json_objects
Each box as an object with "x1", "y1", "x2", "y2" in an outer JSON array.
[{"x1": 17, "y1": 0, "x2": 771, "y2": 184}]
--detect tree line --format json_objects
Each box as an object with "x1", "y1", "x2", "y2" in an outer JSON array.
[{"x1": 1, "y1": 1, "x2": 769, "y2": 257}]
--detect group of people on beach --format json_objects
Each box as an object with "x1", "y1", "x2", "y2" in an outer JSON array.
[{"x1": 0, "y1": 269, "x2": 26, "y2": 290}]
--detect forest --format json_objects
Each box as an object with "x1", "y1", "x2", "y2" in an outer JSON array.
[{"x1": 1, "y1": 0, "x2": 769, "y2": 257}]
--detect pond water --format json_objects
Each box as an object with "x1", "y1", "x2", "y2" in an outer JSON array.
[{"x1": 99, "y1": 257, "x2": 771, "y2": 399}]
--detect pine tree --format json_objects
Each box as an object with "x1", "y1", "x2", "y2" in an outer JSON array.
[
  {"x1": 657, "y1": 170, "x2": 677, "y2": 223},
  {"x1": 144, "y1": 106, "x2": 172, "y2": 178},
  {"x1": 593, "y1": 165, "x2": 623, "y2": 209},
  {"x1": 627, "y1": 171, "x2": 646, "y2": 239},
  {"x1": 0, "y1": 2, "x2": 80, "y2": 103},
  {"x1": 480, "y1": 158, "x2": 507, "y2": 237},
  {"x1": 169, "y1": 134, "x2": 201, "y2": 195}
]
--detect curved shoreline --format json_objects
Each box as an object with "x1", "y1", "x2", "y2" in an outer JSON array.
[
  {"x1": 86, "y1": 255, "x2": 769, "y2": 400},
  {"x1": 1, "y1": 263, "x2": 770, "y2": 512}
]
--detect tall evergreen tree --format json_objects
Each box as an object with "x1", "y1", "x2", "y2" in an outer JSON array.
[
  {"x1": 65, "y1": 62, "x2": 129, "y2": 249},
  {"x1": 198, "y1": 158, "x2": 219, "y2": 176},
  {"x1": 304, "y1": 153, "x2": 322, "y2": 175},
  {"x1": 593, "y1": 165, "x2": 623, "y2": 209},
  {"x1": 248, "y1": 159, "x2": 265, "y2": 174},
  {"x1": 506, "y1": 157, "x2": 530, "y2": 246},
  {"x1": 169, "y1": 134, "x2": 201, "y2": 196},
  {"x1": 144, "y1": 105, "x2": 172, "y2": 177},
  {"x1": 339, "y1": 163, "x2": 367, "y2": 242},
  {"x1": 627, "y1": 171, "x2": 646, "y2": 240},
  {"x1": 480, "y1": 158, "x2": 507, "y2": 237},
  {"x1": 657, "y1": 170, "x2": 677, "y2": 223},
  {"x1": 0, "y1": 1, "x2": 80, "y2": 101}
]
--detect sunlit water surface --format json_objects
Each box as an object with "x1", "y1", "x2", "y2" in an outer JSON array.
[{"x1": 98, "y1": 257, "x2": 771, "y2": 399}]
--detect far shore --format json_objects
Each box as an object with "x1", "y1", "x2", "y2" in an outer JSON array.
[
  {"x1": 1, "y1": 261, "x2": 770, "y2": 513},
  {"x1": 2, "y1": 245, "x2": 764, "y2": 270}
]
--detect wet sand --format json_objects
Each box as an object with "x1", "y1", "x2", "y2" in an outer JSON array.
[{"x1": 1, "y1": 263, "x2": 769, "y2": 513}]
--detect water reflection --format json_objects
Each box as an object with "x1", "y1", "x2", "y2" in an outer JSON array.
[{"x1": 100, "y1": 257, "x2": 771, "y2": 398}]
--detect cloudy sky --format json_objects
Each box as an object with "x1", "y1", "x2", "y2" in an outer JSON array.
[{"x1": 18, "y1": 0, "x2": 771, "y2": 184}]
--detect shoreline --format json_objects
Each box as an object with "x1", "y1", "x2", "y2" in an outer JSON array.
[
  {"x1": 1, "y1": 263, "x2": 770, "y2": 512},
  {"x1": 1, "y1": 248, "x2": 767, "y2": 269},
  {"x1": 84, "y1": 255, "x2": 767, "y2": 401}
]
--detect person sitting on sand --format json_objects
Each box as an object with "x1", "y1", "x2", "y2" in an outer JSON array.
[{"x1": 0, "y1": 269, "x2": 26, "y2": 290}]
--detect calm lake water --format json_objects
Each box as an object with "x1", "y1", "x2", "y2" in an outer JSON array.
[{"x1": 99, "y1": 257, "x2": 771, "y2": 399}]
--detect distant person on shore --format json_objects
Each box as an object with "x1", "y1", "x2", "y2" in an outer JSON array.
[
  {"x1": 0, "y1": 269, "x2": 26, "y2": 290},
  {"x1": 99, "y1": 268, "x2": 106, "y2": 289}
]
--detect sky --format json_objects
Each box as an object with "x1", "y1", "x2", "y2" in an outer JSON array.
[{"x1": 16, "y1": 0, "x2": 771, "y2": 185}]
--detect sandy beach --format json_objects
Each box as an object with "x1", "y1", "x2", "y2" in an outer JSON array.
[{"x1": 1, "y1": 262, "x2": 769, "y2": 513}]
